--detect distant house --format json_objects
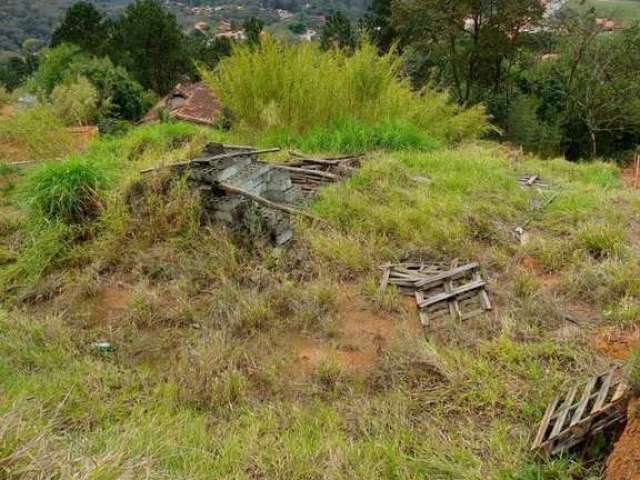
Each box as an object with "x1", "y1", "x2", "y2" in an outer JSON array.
[
  {"x1": 596, "y1": 17, "x2": 620, "y2": 32},
  {"x1": 215, "y1": 30, "x2": 246, "y2": 40},
  {"x1": 217, "y1": 20, "x2": 232, "y2": 32},
  {"x1": 143, "y1": 82, "x2": 223, "y2": 126},
  {"x1": 194, "y1": 21, "x2": 209, "y2": 32},
  {"x1": 299, "y1": 28, "x2": 317, "y2": 42}
]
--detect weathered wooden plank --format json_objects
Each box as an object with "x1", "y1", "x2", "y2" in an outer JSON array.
[
  {"x1": 414, "y1": 263, "x2": 479, "y2": 289},
  {"x1": 611, "y1": 380, "x2": 628, "y2": 403},
  {"x1": 473, "y1": 270, "x2": 492, "y2": 310},
  {"x1": 592, "y1": 368, "x2": 615, "y2": 414},
  {"x1": 379, "y1": 268, "x2": 391, "y2": 292},
  {"x1": 549, "y1": 385, "x2": 579, "y2": 440},
  {"x1": 532, "y1": 395, "x2": 560, "y2": 450},
  {"x1": 417, "y1": 280, "x2": 486, "y2": 308},
  {"x1": 570, "y1": 376, "x2": 598, "y2": 427}
]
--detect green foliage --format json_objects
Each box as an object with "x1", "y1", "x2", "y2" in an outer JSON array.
[
  {"x1": 204, "y1": 38, "x2": 488, "y2": 149},
  {"x1": 111, "y1": 0, "x2": 188, "y2": 93},
  {"x1": 21, "y1": 156, "x2": 114, "y2": 223},
  {"x1": 69, "y1": 56, "x2": 153, "y2": 121},
  {"x1": 627, "y1": 348, "x2": 640, "y2": 395},
  {"x1": 50, "y1": 1, "x2": 110, "y2": 55},
  {"x1": 243, "y1": 16, "x2": 265, "y2": 45},
  {"x1": 288, "y1": 20, "x2": 308, "y2": 35},
  {"x1": 27, "y1": 45, "x2": 152, "y2": 122},
  {"x1": 50, "y1": 75, "x2": 101, "y2": 126},
  {"x1": 27, "y1": 43, "x2": 84, "y2": 95},
  {"x1": 320, "y1": 11, "x2": 356, "y2": 51},
  {"x1": 0, "y1": 54, "x2": 38, "y2": 91},
  {"x1": 266, "y1": 118, "x2": 441, "y2": 153},
  {"x1": 507, "y1": 94, "x2": 562, "y2": 158}
]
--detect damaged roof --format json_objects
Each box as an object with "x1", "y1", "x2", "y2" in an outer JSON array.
[{"x1": 144, "y1": 82, "x2": 223, "y2": 126}]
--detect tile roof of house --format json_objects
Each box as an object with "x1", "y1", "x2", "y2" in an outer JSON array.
[{"x1": 144, "y1": 82, "x2": 223, "y2": 126}]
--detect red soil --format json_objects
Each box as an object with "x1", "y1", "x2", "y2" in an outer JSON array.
[
  {"x1": 292, "y1": 286, "x2": 421, "y2": 377},
  {"x1": 607, "y1": 400, "x2": 640, "y2": 480},
  {"x1": 593, "y1": 326, "x2": 640, "y2": 361}
]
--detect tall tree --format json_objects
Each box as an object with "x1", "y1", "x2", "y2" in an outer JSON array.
[
  {"x1": 110, "y1": 0, "x2": 187, "y2": 94},
  {"x1": 321, "y1": 11, "x2": 356, "y2": 51},
  {"x1": 361, "y1": 0, "x2": 397, "y2": 53},
  {"x1": 391, "y1": 0, "x2": 544, "y2": 102},
  {"x1": 51, "y1": 1, "x2": 110, "y2": 55}
]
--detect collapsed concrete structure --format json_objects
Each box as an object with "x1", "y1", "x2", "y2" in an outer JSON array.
[{"x1": 142, "y1": 143, "x2": 301, "y2": 245}]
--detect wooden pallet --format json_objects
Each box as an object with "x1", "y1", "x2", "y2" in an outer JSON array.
[
  {"x1": 532, "y1": 365, "x2": 630, "y2": 456},
  {"x1": 380, "y1": 262, "x2": 492, "y2": 326},
  {"x1": 518, "y1": 174, "x2": 549, "y2": 189}
]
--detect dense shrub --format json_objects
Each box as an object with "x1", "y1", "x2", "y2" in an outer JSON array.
[
  {"x1": 22, "y1": 156, "x2": 114, "y2": 223},
  {"x1": 50, "y1": 76, "x2": 101, "y2": 126},
  {"x1": 202, "y1": 38, "x2": 488, "y2": 148},
  {"x1": 26, "y1": 45, "x2": 152, "y2": 122}
]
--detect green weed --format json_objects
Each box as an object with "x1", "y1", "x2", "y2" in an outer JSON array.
[
  {"x1": 626, "y1": 347, "x2": 640, "y2": 395},
  {"x1": 203, "y1": 38, "x2": 488, "y2": 149},
  {"x1": 21, "y1": 156, "x2": 114, "y2": 223}
]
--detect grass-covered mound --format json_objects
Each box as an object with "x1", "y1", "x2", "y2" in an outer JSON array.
[
  {"x1": 202, "y1": 39, "x2": 489, "y2": 152},
  {"x1": 1, "y1": 121, "x2": 639, "y2": 478}
]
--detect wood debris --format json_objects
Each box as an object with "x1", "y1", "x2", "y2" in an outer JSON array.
[
  {"x1": 532, "y1": 365, "x2": 630, "y2": 456},
  {"x1": 380, "y1": 261, "x2": 492, "y2": 326},
  {"x1": 281, "y1": 151, "x2": 362, "y2": 195},
  {"x1": 518, "y1": 174, "x2": 549, "y2": 189}
]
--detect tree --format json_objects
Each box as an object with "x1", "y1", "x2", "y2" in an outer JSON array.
[
  {"x1": 51, "y1": 1, "x2": 110, "y2": 56},
  {"x1": 185, "y1": 32, "x2": 232, "y2": 74},
  {"x1": 391, "y1": 0, "x2": 544, "y2": 102},
  {"x1": 361, "y1": 0, "x2": 396, "y2": 53},
  {"x1": 0, "y1": 55, "x2": 37, "y2": 90},
  {"x1": 243, "y1": 17, "x2": 265, "y2": 45},
  {"x1": 320, "y1": 11, "x2": 356, "y2": 51},
  {"x1": 110, "y1": 0, "x2": 188, "y2": 94}
]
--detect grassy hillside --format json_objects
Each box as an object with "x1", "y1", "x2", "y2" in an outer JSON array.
[
  {"x1": 1, "y1": 120, "x2": 639, "y2": 477},
  {"x1": 567, "y1": 0, "x2": 640, "y2": 22}
]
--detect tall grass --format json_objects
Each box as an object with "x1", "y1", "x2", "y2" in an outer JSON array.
[
  {"x1": 202, "y1": 39, "x2": 488, "y2": 151},
  {"x1": 21, "y1": 156, "x2": 115, "y2": 224},
  {"x1": 0, "y1": 106, "x2": 76, "y2": 161}
]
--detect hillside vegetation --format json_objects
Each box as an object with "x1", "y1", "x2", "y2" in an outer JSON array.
[
  {"x1": 2, "y1": 8, "x2": 640, "y2": 478},
  {"x1": 2, "y1": 116, "x2": 640, "y2": 477}
]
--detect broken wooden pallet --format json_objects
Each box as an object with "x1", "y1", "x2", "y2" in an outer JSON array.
[
  {"x1": 283, "y1": 151, "x2": 362, "y2": 194},
  {"x1": 380, "y1": 261, "x2": 492, "y2": 326},
  {"x1": 518, "y1": 174, "x2": 549, "y2": 189},
  {"x1": 531, "y1": 365, "x2": 630, "y2": 456}
]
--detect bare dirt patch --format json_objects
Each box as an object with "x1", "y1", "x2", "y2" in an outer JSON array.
[
  {"x1": 593, "y1": 325, "x2": 640, "y2": 361},
  {"x1": 291, "y1": 285, "x2": 421, "y2": 377},
  {"x1": 606, "y1": 399, "x2": 640, "y2": 480},
  {"x1": 90, "y1": 284, "x2": 131, "y2": 327}
]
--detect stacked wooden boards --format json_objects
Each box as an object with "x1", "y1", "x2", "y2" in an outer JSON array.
[{"x1": 380, "y1": 261, "x2": 492, "y2": 326}]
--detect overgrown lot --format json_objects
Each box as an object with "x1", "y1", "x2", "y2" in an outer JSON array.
[{"x1": 1, "y1": 121, "x2": 639, "y2": 478}]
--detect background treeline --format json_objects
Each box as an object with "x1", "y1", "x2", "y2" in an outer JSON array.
[
  {"x1": 1, "y1": 0, "x2": 235, "y2": 133},
  {"x1": 358, "y1": 0, "x2": 640, "y2": 159},
  {"x1": 3, "y1": 0, "x2": 640, "y2": 160}
]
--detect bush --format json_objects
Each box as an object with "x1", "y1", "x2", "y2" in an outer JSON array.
[
  {"x1": 202, "y1": 38, "x2": 488, "y2": 148},
  {"x1": 26, "y1": 44, "x2": 85, "y2": 95},
  {"x1": 22, "y1": 156, "x2": 114, "y2": 223},
  {"x1": 26, "y1": 45, "x2": 152, "y2": 122},
  {"x1": 50, "y1": 76, "x2": 101, "y2": 126}
]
